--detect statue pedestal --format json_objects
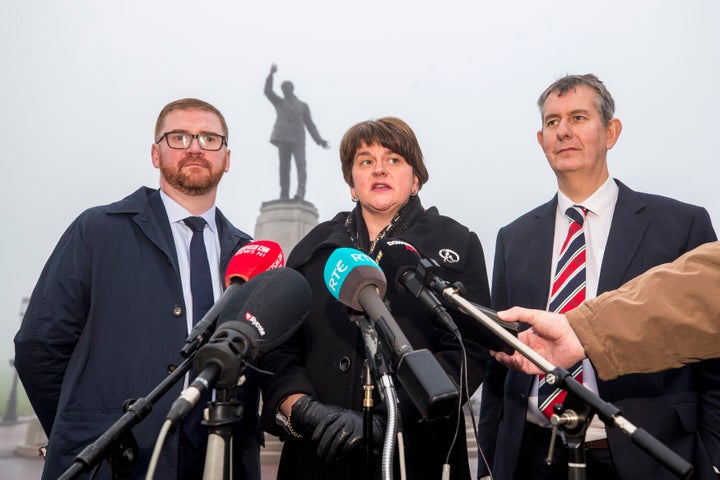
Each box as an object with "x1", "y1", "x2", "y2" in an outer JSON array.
[
  {"x1": 254, "y1": 199, "x2": 319, "y2": 257},
  {"x1": 16, "y1": 416, "x2": 47, "y2": 458}
]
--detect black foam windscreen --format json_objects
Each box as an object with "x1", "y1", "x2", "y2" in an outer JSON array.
[
  {"x1": 374, "y1": 238, "x2": 422, "y2": 293},
  {"x1": 215, "y1": 267, "x2": 312, "y2": 354},
  {"x1": 375, "y1": 238, "x2": 519, "y2": 353}
]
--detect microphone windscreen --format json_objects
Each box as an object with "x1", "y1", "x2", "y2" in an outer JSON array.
[
  {"x1": 374, "y1": 239, "x2": 422, "y2": 293},
  {"x1": 225, "y1": 240, "x2": 285, "y2": 287},
  {"x1": 216, "y1": 267, "x2": 311, "y2": 354},
  {"x1": 323, "y1": 247, "x2": 387, "y2": 311}
]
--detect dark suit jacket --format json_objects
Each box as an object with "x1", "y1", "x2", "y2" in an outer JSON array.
[
  {"x1": 478, "y1": 180, "x2": 720, "y2": 480},
  {"x1": 14, "y1": 187, "x2": 261, "y2": 480}
]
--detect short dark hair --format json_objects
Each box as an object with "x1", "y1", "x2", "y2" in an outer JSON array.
[
  {"x1": 339, "y1": 117, "x2": 429, "y2": 188},
  {"x1": 537, "y1": 74, "x2": 615, "y2": 126},
  {"x1": 154, "y1": 98, "x2": 229, "y2": 140}
]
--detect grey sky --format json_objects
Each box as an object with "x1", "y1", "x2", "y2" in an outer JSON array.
[{"x1": 1, "y1": 0, "x2": 719, "y2": 367}]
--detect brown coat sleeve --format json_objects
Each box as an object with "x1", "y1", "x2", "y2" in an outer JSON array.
[{"x1": 567, "y1": 241, "x2": 720, "y2": 380}]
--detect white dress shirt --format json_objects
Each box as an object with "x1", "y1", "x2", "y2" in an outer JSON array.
[{"x1": 526, "y1": 177, "x2": 619, "y2": 443}]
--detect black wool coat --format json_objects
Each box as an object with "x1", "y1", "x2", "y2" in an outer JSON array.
[{"x1": 260, "y1": 206, "x2": 491, "y2": 480}]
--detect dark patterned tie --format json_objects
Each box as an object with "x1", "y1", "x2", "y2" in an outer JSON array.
[
  {"x1": 538, "y1": 205, "x2": 588, "y2": 419},
  {"x1": 184, "y1": 216, "x2": 214, "y2": 324}
]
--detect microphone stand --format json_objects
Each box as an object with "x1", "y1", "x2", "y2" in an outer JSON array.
[
  {"x1": 201, "y1": 384, "x2": 245, "y2": 480},
  {"x1": 351, "y1": 313, "x2": 399, "y2": 480},
  {"x1": 362, "y1": 360, "x2": 375, "y2": 478},
  {"x1": 545, "y1": 390, "x2": 593, "y2": 480},
  {"x1": 58, "y1": 356, "x2": 195, "y2": 480},
  {"x1": 420, "y1": 261, "x2": 694, "y2": 480}
]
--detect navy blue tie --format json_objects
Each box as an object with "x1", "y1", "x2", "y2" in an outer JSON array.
[
  {"x1": 183, "y1": 216, "x2": 214, "y2": 447},
  {"x1": 184, "y1": 216, "x2": 214, "y2": 324}
]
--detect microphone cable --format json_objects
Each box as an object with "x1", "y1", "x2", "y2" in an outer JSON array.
[
  {"x1": 441, "y1": 328, "x2": 465, "y2": 480},
  {"x1": 145, "y1": 419, "x2": 172, "y2": 480}
]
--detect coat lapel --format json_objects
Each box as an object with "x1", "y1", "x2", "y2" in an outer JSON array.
[
  {"x1": 598, "y1": 181, "x2": 649, "y2": 293},
  {"x1": 215, "y1": 208, "x2": 251, "y2": 274},
  {"x1": 529, "y1": 198, "x2": 557, "y2": 309},
  {"x1": 138, "y1": 189, "x2": 179, "y2": 268},
  {"x1": 108, "y1": 187, "x2": 179, "y2": 269}
]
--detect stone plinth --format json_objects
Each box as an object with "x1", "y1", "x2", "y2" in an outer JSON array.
[
  {"x1": 254, "y1": 199, "x2": 319, "y2": 257},
  {"x1": 15, "y1": 416, "x2": 47, "y2": 458}
]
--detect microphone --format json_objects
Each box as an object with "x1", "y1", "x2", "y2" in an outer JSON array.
[
  {"x1": 224, "y1": 239, "x2": 285, "y2": 287},
  {"x1": 324, "y1": 248, "x2": 412, "y2": 358},
  {"x1": 417, "y1": 261, "x2": 520, "y2": 356},
  {"x1": 167, "y1": 267, "x2": 312, "y2": 424},
  {"x1": 375, "y1": 238, "x2": 519, "y2": 355},
  {"x1": 374, "y1": 239, "x2": 460, "y2": 335},
  {"x1": 181, "y1": 240, "x2": 284, "y2": 357},
  {"x1": 324, "y1": 247, "x2": 458, "y2": 420}
]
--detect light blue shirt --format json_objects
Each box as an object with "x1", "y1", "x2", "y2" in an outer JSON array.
[{"x1": 159, "y1": 190, "x2": 223, "y2": 336}]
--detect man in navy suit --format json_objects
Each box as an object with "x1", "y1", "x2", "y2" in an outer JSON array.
[
  {"x1": 15, "y1": 98, "x2": 261, "y2": 479},
  {"x1": 477, "y1": 74, "x2": 720, "y2": 480}
]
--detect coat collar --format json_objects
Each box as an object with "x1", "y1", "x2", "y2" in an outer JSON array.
[
  {"x1": 105, "y1": 187, "x2": 179, "y2": 266},
  {"x1": 106, "y1": 187, "x2": 251, "y2": 273}
]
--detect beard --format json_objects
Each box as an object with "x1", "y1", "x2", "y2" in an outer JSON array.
[{"x1": 159, "y1": 154, "x2": 226, "y2": 196}]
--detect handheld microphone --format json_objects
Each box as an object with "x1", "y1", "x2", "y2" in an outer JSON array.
[
  {"x1": 418, "y1": 260, "x2": 520, "y2": 355},
  {"x1": 323, "y1": 247, "x2": 458, "y2": 420},
  {"x1": 167, "y1": 267, "x2": 312, "y2": 424},
  {"x1": 324, "y1": 248, "x2": 412, "y2": 358},
  {"x1": 181, "y1": 240, "x2": 284, "y2": 357},
  {"x1": 376, "y1": 238, "x2": 518, "y2": 354},
  {"x1": 374, "y1": 239, "x2": 460, "y2": 335}
]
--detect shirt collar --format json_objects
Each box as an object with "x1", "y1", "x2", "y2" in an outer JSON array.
[
  {"x1": 159, "y1": 189, "x2": 218, "y2": 233},
  {"x1": 557, "y1": 177, "x2": 619, "y2": 219}
]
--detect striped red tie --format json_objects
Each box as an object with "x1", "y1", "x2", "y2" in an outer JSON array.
[{"x1": 538, "y1": 205, "x2": 588, "y2": 419}]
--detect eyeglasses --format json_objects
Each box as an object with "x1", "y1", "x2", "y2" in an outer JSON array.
[{"x1": 156, "y1": 131, "x2": 227, "y2": 151}]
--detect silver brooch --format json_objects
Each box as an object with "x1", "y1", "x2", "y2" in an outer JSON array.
[{"x1": 438, "y1": 248, "x2": 460, "y2": 263}]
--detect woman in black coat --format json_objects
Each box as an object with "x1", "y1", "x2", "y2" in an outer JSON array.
[{"x1": 260, "y1": 117, "x2": 491, "y2": 479}]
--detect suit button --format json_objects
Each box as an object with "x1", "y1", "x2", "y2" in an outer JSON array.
[
  {"x1": 338, "y1": 356, "x2": 351, "y2": 372},
  {"x1": 167, "y1": 364, "x2": 177, "y2": 373},
  {"x1": 172, "y1": 306, "x2": 183, "y2": 317}
]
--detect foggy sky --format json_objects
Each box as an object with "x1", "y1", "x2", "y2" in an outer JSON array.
[{"x1": 1, "y1": 0, "x2": 718, "y2": 368}]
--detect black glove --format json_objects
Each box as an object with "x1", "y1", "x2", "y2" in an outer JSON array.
[
  {"x1": 291, "y1": 396, "x2": 386, "y2": 462},
  {"x1": 289, "y1": 395, "x2": 344, "y2": 438}
]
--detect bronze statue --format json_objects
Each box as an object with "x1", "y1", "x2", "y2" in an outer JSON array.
[{"x1": 264, "y1": 63, "x2": 329, "y2": 201}]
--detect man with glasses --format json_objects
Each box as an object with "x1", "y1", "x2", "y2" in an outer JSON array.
[
  {"x1": 265, "y1": 63, "x2": 329, "y2": 201},
  {"x1": 14, "y1": 98, "x2": 261, "y2": 479}
]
